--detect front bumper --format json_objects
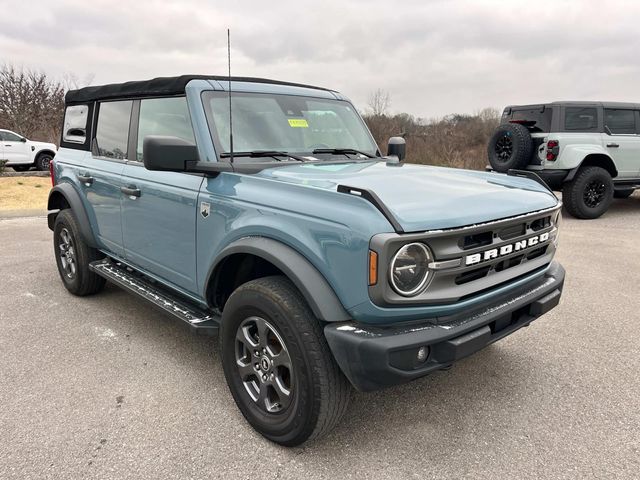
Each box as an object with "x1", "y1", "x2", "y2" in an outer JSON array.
[{"x1": 325, "y1": 261, "x2": 565, "y2": 391}]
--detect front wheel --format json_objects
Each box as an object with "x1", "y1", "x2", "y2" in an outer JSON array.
[
  {"x1": 220, "y1": 276, "x2": 351, "y2": 446},
  {"x1": 36, "y1": 153, "x2": 53, "y2": 171},
  {"x1": 562, "y1": 166, "x2": 614, "y2": 219}
]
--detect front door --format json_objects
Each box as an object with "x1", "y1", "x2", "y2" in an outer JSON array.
[
  {"x1": 602, "y1": 108, "x2": 640, "y2": 178},
  {"x1": 120, "y1": 96, "x2": 202, "y2": 293},
  {"x1": 1, "y1": 131, "x2": 30, "y2": 164}
]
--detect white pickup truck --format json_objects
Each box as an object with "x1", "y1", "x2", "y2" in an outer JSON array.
[{"x1": 0, "y1": 129, "x2": 57, "y2": 171}]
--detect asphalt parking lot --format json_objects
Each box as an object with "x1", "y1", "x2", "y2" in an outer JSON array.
[{"x1": 1, "y1": 196, "x2": 639, "y2": 479}]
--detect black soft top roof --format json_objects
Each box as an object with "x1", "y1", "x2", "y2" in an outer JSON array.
[{"x1": 65, "y1": 74, "x2": 332, "y2": 104}]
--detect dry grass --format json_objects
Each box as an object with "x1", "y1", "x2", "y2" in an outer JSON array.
[{"x1": 0, "y1": 177, "x2": 50, "y2": 211}]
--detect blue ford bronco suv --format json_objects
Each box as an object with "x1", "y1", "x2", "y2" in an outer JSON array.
[{"x1": 48, "y1": 75, "x2": 565, "y2": 446}]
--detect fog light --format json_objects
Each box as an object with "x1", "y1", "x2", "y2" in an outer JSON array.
[{"x1": 417, "y1": 346, "x2": 429, "y2": 363}]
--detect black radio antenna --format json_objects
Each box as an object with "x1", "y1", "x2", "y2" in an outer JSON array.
[{"x1": 227, "y1": 28, "x2": 234, "y2": 163}]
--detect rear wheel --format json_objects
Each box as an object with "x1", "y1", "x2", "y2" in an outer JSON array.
[
  {"x1": 563, "y1": 166, "x2": 614, "y2": 219},
  {"x1": 53, "y1": 209, "x2": 106, "y2": 295},
  {"x1": 220, "y1": 276, "x2": 350, "y2": 446},
  {"x1": 614, "y1": 188, "x2": 634, "y2": 199},
  {"x1": 487, "y1": 123, "x2": 533, "y2": 172}
]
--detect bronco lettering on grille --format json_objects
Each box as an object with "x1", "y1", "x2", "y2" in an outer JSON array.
[{"x1": 465, "y1": 232, "x2": 550, "y2": 266}]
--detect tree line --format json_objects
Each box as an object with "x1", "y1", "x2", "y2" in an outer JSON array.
[
  {"x1": 362, "y1": 89, "x2": 500, "y2": 171},
  {"x1": 0, "y1": 66, "x2": 498, "y2": 170}
]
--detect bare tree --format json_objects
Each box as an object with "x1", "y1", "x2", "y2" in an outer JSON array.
[
  {"x1": 0, "y1": 65, "x2": 94, "y2": 146},
  {"x1": 367, "y1": 88, "x2": 391, "y2": 116}
]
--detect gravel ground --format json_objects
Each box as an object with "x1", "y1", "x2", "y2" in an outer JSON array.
[{"x1": 1, "y1": 196, "x2": 639, "y2": 479}]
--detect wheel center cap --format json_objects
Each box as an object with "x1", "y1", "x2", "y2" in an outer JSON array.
[{"x1": 260, "y1": 356, "x2": 271, "y2": 372}]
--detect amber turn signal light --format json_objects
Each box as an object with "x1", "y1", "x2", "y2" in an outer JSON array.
[{"x1": 368, "y1": 250, "x2": 378, "y2": 286}]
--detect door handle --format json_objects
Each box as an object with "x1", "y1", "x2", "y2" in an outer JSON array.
[
  {"x1": 606, "y1": 143, "x2": 619, "y2": 148},
  {"x1": 77, "y1": 173, "x2": 94, "y2": 185},
  {"x1": 121, "y1": 185, "x2": 141, "y2": 198},
  {"x1": 5, "y1": 144, "x2": 11, "y2": 147}
]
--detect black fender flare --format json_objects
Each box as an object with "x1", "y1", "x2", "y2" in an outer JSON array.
[
  {"x1": 207, "y1": 236, "x2": 351, "y2": 322},
  {"x1": 35, "y1": 149, "x2": 56, "y2": 161},
  {"x1": 47, "y1": 183, "x2": 98, "y2": 248}
]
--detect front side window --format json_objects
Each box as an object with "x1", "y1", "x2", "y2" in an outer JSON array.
[
  {"x1": 604, "y1": 108, "x2": 636, "y2": 135},
  {"x1": 202, "y1": 91, "x2": 378, "y2": 157},
  {"x1": 63, "y1": 105, "x2": 89, "y2": 143},
  {"x1": 565, "y1": 107, "x2": 597, "y2": 131},
  {"x1": 1, "y1": 131, "x2": 22, "y2": 141},
  {"x1": 95, "y1": 101, "x2": 132, "y2": 159},
  {"x1": 136, "y1": 97, "x2": 195, "y2": 161}
]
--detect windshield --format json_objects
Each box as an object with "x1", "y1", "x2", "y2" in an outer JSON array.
[{"x1": 202, "y1": 91, "x2": 379, "y2": 158}]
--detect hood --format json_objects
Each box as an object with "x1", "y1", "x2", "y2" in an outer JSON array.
[{"x1": 257, "y1": 161, "x2": 558, "y2": 232}]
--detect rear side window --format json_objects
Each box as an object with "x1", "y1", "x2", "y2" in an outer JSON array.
[
  {"x1": 502, "y1": 107, "x2": 552, "y2": 132},
  {"x1": 565, "y1": 107, "x2": 598, "y2": 131},
  {"x1": 136, "y1": 97, "x2": 194, "y2": 161},
  {"x1": 95, "y1": 101, "x2": 133, "y2": 159},
  {"x1": 604, "y1": 109, "x2": 636, "y2": 134},
  {"x1": 63, "y1": 105, "x2": 89, "y2": 143}
]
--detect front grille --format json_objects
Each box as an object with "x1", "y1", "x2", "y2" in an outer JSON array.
[
  {"x1": 369, "y1": 205, "x2": 561, "y2": 307},
  {"x1": 455, "y1": 245, "x2": 549, "y2": 285}
]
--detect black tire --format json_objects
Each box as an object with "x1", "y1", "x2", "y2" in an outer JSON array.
[
  {"x1": 11, "y1": 165, "x2": 31, "y2": 172},
  {"x1": 562, "y1": 166, "x2": 614, "y2": 219},
  {"x1": 487, "y1": 123, "x2": 533, "y2": 172},
  {"x1": 614, "y1": 188, "x2": 634, "y2": 199},
  {"x1": 220, "y1": 276, "x2": 350, "y2": 446},
  {"x1": 53, "y1": 209, "x2": 106, "y2": 296},
  {"x1": 35, "y1": 153, "x2": 53, "y2": 171}
]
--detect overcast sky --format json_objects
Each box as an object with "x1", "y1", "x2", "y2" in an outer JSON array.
[{"x1": 1, "y1": 0, "x2": 639, "y2": 118}]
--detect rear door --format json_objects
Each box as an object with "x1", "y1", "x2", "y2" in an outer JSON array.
[
  {"x1": 602, "y1": 108, "x2": 640, "y2": 177},
  {"x1": 75, "y1": 101, "x2": 130, "y2": 256},
  {"x1": 120, "y1": 96, "x2": 203, "y2": 294},
  {"x1": 1, "y1": 130, "x2": 30, "y2": 164}
]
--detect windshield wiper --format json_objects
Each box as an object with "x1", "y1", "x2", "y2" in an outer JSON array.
[
  {"x1": 312, "y1": 148, "x2": 377, "y2": 158},
  {"x1": 220, "y1": 150, "x2": 306, "y2": 162}
]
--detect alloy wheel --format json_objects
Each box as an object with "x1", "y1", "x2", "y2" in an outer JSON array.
[
  {"x1": 235, "y1": 316, "x2": 293, "y2": 414},
  {"x1": 584, "y1": 180, "x2": 606, "y2": 208},
  {"x1": 495, "y1": 134, "x2": 513, "y2": 162},
  {"x1": 58, "y1": 227, "x2": 77, "y2": 279}
]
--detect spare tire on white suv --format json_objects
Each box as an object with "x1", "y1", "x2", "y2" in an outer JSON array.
[{"x1": 487, "y1": 123, "x2": 533, "y2": 172}]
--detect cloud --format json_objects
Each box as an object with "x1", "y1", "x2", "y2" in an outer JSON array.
[{"x1": 1, "y1": 0, "x2": 639, "y2": 117}]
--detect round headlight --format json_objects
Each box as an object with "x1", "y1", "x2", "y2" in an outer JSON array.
[{"x1": 389, "y1": 243, "x2": 432, "y2": 296}]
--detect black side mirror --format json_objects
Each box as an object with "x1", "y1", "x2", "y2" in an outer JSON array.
[
  {"x1": 143, "y1": 136, "x2": 198, "y2": 172},
  {"x1": 20, "y1": 137, "x2": 27, "y2": 142},
  {"x1": 387, "y1": 136, "x2": 406, "y2": 161}
]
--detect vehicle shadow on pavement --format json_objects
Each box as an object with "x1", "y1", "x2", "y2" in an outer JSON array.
[
  {"x1": 85, "y1": 282, "x2": 533, "y2": 452},
  {"x1": 312, "y1": 346, "x2": 533, "y2": 448}
]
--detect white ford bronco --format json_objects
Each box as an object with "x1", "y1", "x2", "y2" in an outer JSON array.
[{"x1": 487, "y1": 102, "x2": 640, "y2": 218}]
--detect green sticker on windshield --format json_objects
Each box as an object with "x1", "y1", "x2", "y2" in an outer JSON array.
[{"x1": 288, "y1": 118, "x2": 308, "y2": 128}]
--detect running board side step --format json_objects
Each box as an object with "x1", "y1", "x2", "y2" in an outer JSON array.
[{"x1": 89, "y1": 259, "x2": 220, "y2": 336}]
